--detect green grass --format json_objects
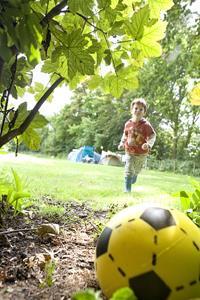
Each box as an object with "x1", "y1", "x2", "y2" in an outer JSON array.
[{"x1": 0, "y1": 153, "x2": 195, "y2": 211}]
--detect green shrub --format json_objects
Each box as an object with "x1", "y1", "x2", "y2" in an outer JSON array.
[
  {"x1": 72, "y1": 287, "x2": 137, "y2": 300},
  {"x1": 174, "y1": 178, "x2": 200, "y2": 227},
  {"x1": 147, "y1": 157, "x2": 200, "y2": 176},
  {"x1": 0, "y1": 168, "x2": 31, "y2": 217}
]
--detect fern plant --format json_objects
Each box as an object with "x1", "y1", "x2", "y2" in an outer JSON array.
[
  {"x1": 175, "y1": 178, "x2": 200, "y2": 227},
  {"x1": 0, "y1": 168, "x2": 31, "y2": 216}
]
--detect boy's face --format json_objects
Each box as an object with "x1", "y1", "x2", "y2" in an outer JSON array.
[{"x1": 131, "y1": 103, "x2": 145, "y2": 120}]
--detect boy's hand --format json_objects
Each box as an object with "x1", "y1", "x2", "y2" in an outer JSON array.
[
  {"x1": 118, "y1": 143, "x2": 124, "y2": 150},
  {"x1": 141, "y1": 143, "x2": 149, "y2": 150}
]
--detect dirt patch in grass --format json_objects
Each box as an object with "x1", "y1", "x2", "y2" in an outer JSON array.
[{"x1": 0, "y1": 200, "x2": 116, "y2": 300}]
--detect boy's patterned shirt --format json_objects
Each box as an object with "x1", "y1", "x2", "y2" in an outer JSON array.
[{"x1": 122, "y1": 118, "x2": 156, "y2": 155}]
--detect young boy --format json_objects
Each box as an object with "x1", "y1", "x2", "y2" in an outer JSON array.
[{"x1": 118, "y1": 98, "x2": 156, "y2": 192}]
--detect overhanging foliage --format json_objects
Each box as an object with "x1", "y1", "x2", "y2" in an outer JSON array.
[{"x1": 0, "y1": 0, "x2": 174, "y2": 149}]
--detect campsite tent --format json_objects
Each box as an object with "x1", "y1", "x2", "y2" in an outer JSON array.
[
  {"x1": 67, "y1": 146, "x2": 101, "y2": 164},
  {"x1": 100, "y1": 151, "x2": 122, "y2": 166}
]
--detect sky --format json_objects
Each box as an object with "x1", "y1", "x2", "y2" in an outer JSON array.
[{"x1": 21, "y1": 65, "x2": 73, "y2": 117}]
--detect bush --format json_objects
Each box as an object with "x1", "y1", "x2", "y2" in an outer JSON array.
[{"x1": 146, "y1": 157, "x2": 200, "y2": 176}]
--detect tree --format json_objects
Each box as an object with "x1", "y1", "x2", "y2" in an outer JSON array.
[
  {"x1": 0, "y1": 0, "x2": 174, "y2": 150},
  {"x1": 121, "y1": 0, "x2": 200, "y2": 160},
  {"x1": 40, "y1": 86, "x2": 131, "y2": 155}
]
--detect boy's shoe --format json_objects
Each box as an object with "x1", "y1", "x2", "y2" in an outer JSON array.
[{"x1": 124, "y1": 177, "x2": 132, "y2": 193}]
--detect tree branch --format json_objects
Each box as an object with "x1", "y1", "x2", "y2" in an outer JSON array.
[
  {"x1": 0, "y1": 76, "x2": 64, "y2": 148},
  {"x1": 0, "y1": 57, "x2": 4, "y2": 83},
  {"x1": 40, "y1": 0, "x2": 68, "y2": 27},
  {"x1": 75, "y1": 12, "x2": 107, "y2": 34},
  {"x1": 0, "y1": 54, "x2": 18, "y2": 136},
  {"x1": 0, "y1": 228, "x2": 36, "y2": 235}
]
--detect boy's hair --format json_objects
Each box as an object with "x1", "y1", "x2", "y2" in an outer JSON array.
[{"x1": 130, "y1": 98, "x2": 147, "y2": 112}]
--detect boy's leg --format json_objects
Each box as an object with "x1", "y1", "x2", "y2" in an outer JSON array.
[
  {"x1": 124, "y1": 153, "x2": 134, "y2": 192},
  {"x1": 131, "y1": 175, "x2": 137, "y2": 184},
  {"x1": 131, "y1": 156, "x2": 147, "y2": 183}
]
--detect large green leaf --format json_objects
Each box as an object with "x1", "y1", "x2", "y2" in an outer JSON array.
[
  {"x1": 65, "y1": 30, "x2": 95, "y2": 78},
  {"x1": 142, "y1": 20, "x2": 167, "y2": 42},
  {"x1": 124, "y1": 5, "x2": 150, "y2": 40},
  {"x1": 148, "y1": 0, "x2": 174, "y2": 19},
  {"x1": 133, "y1": 21, "x2": 167, "y2": 57},
  {"x1": 14, "y1": 102, "x2": 29, "y2": 127},
  {"x1": 68, "y1": 50, "x2": 95, "y2": 78},
  {"x1": 103, "y1": 71, "x2": 138, "y2": 97},
  {"x1": 14, "y1": 103, "x2": 48, "y2": 132},
  {"x1": 22, "y1": 127, "x2": 41, "y2": 150},
  {"x1": 50, "y1": 27, "x2": 95, "y2": 78},
  {"x1": 30, "y1": 113, "x2": 48, "y2": 129}
]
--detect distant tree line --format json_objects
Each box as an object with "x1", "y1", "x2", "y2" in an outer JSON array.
[{"x1": 37, "y1": 84, "x2": 199, "y2": 160}]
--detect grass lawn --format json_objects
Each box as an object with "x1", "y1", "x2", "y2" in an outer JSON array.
[{"x1": 0, "y1": 153, "x2": 194, "y2": 213}]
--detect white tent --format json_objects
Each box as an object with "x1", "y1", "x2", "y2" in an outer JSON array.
[{"x1": 100, "y1": 151, "x2": 122, "y2": 167}]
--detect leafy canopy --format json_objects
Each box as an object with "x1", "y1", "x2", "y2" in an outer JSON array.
[{"x1": 0, "y1": 0, "x2": 174, "y2": 149}]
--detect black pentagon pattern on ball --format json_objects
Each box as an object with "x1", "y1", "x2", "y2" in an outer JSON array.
[
  {"x1": 140, "y1": 207, "x2": 176, "y2": 230},
  {"x1": 129, "y1": 270, "x2": 171, "y2": 300},
  {"x1": 96, "y1": 227, "x2": 112, "y2": 258}
]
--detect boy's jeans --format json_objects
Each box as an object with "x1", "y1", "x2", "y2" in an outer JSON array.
[{"x1": 124, "y1": 153, "x2": 147, "y2": 192}]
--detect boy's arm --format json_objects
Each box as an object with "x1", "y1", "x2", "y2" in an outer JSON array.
[
  {"x1": 146, "y1": 132, "x2": 156, "y2": 148},
  {"x1": 141, "y1": 132, "x2": 156, "y2": 151},
  {"x1": 118, "y1": 131, "x2": 127, "y2": 150}
]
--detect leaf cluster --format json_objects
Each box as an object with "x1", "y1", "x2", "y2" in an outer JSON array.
[
  {"x1": 72, "y1": 287, "x2": 137, "y2": 300},
  {"x1": 175, "y1": 178, "x2": 200, "y2": 227},
  {"x1": 0, "y1": 0, "x2": 174, "y2": 149},
  {"x1": 0, "y1": 168, "x2": 31, "y2": 218}
]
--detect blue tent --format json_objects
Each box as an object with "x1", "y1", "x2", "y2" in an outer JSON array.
[{"x1": 67, "y1": 146, "x2": 101, "y2": 164}]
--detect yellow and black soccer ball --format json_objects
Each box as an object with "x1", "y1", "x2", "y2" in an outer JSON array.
[{"x1": 95, "y1": 204, "x2": 200, "y2": 300}]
